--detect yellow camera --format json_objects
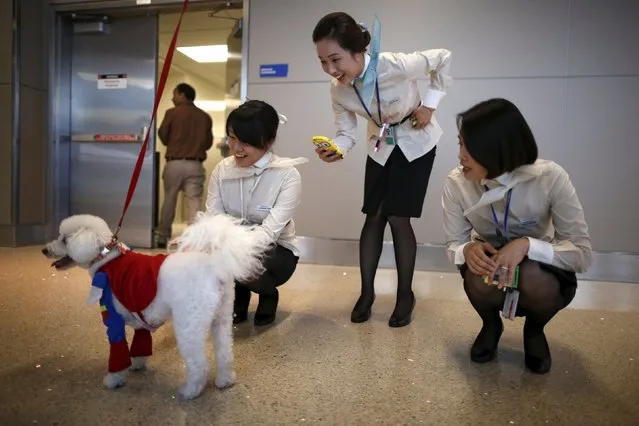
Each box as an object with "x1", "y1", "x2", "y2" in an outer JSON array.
[{"x1": 311, "y1": 136, "x2": 343, "y2": 158}]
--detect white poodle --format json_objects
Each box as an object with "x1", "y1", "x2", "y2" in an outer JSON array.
[{"x1": 42, "y1": 212, "x2": 271, "y2": 400}]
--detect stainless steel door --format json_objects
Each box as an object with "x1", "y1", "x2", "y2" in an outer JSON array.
[{"x1": 69, "y1": 15, "x2": 157, "y2": 248}]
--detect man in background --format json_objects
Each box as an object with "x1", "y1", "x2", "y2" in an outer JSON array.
[{"x1": 156, "y1": 83, "x2": 213, "y2": 248}]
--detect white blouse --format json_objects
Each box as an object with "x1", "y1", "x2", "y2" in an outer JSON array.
[
  {"x1": 205, "y1": 152, "x2": 309, "y2": 256},
  {"x1": 442, "y1": 159, "x2": 592, "y2": 273},
  {"x1": 330, "y1": 49, "x2": 452, "y2": 166}
]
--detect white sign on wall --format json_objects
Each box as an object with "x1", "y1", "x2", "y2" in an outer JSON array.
[{"x1": 97, "y1": 74, "x2": 128, "y2": 90}]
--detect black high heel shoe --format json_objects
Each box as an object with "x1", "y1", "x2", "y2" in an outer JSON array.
[
  {"x1": 470, "y1": 316, "x2": 504, "y2": 363},
  {"x1": 233, "y1": 285, "x2": 251, "y2": 325},
  {"x1": 388, "y1": 291, "x2": 415, "y2": 328},
  {"x1": 254, "y1": 289, "x2": 279, "y2": 326},
  {"x1": 523, "y1": 320, "x2": 552, "y2": 374},
  {"x1": 351, "y1": 293, "x2": 375, "y2": 323}
]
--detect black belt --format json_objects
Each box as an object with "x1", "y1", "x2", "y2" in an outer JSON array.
[
  {"x1": 166, "y1": 157, "x2": 203, "y2": 162},
  {"x1": 389, "y1": 102, "x2": 422, "y2": 128}
]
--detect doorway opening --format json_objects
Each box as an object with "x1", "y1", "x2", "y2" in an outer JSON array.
[
  {"x1": 49, "y1": 1, "x2": 246, "y2": 249},
  {"x1": 155, "y1": 5, "x2": 243, "y2": 245}
]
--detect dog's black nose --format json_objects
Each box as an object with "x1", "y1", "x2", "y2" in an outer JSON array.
[{"x1": 42, "y1": 248, "x2": 49, "y2": 255}]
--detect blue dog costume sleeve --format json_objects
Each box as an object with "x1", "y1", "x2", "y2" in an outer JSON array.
[
  {"x1": 92, "y1": 271, "x2": 132, "y2": 372},
  {"x1": 92, "y1": 272, "x2": 126, "y2": 344}
]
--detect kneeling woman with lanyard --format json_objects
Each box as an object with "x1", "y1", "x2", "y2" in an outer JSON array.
[
  {"x1": 206, "y1": 100, "x2": 307, "y2": 327},
  {"x1": 443, "y1": 98, "x2": 592, "y2": 374},
  {"x1": 312, "y1": 12, "x2": 452, "y2": 327}
]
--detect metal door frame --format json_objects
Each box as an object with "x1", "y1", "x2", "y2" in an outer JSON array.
[
  {"x1": 48, "y1": 0, "x2": 242, "y2": 12},
  {"x1": 46, "y1": 0, "x2": 250, "y2": 241}
]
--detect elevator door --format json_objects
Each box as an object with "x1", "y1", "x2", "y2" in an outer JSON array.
[{"x1": 70, "y1": 16, "x2": 158, "y2": 248}]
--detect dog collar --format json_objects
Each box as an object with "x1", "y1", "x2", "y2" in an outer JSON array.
[{"x1": 89, "y1": 237, "x2": 128, "y2": 267}]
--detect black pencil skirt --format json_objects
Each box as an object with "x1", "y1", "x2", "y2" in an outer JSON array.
[
  {"x1": 362, "y1": 146, "x2": 437, "y2": 218},
  {"x1": 459, "y1": 260, "x2": 578, "y2": 316}
]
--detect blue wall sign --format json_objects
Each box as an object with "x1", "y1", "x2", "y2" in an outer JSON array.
[{"x1": 259, "y1": 64, "x2": 288, "y2": 78}]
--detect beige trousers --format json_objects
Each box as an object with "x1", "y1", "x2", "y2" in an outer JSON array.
[{"x1": 157, "y1": 159, "x2": 205, "y2": 242}]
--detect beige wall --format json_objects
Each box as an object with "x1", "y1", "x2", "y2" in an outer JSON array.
[{"x1": 248, "y1": 0, "x2": 639, "y2": 253}]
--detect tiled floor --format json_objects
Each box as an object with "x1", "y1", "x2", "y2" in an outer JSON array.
[{"x1": 1, "y1": 246, "x2": 638, "y2": 425}]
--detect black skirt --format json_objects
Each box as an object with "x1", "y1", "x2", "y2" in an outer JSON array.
[
  {"x1": 362, "y1": 146, "x2": 437, "y2": 218},
  {"x1": 238, "y1": 244, "x2": 299, "y2": 292},
  {"x1": 459, "y1": 260, "x2": 578, "y2": 315}
]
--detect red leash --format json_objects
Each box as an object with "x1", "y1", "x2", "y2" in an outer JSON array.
[{"x1": 114, "y1": 0, "x2": 190, "y2": 239}]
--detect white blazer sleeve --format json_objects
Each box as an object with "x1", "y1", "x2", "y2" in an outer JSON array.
[
  {"x1": 205, "y1": 164, "x2": 225, "y2": 215},
  {"x1": 330, "y1": 85, "x2": 358, "y2": 155},
  {"x1": 257, "y1": 168, "x2": 302, "y2": 242},
  {"x1": 526, "y1": 165, "x2": 592, "y2": 273},
  {"x1": 442, "y1": 175, "x2": 473, "y2": 265},
  {"x1": 389, "y1": 48, "x2": 453, "y2": 109}
]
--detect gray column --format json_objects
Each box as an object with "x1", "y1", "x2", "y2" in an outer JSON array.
[{"x1": 0, "y1": 0, "x2": 51, "y2": 247}]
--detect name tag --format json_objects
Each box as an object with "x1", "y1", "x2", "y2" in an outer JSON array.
[
  {"x1": 256, "y1": 205, "x2": 271, "y2": 212},
  {"x1": 519, "y1": 219, "x2": 538, "y2": 227}
]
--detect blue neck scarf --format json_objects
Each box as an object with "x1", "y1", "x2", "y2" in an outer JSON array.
[{"x1": 353, "y1": 15, "x2": 381, "y2": 110}]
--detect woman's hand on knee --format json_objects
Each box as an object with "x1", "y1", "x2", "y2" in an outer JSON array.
[
  {"x1": 464, "y1": 242, "x2": 497, "y2": 277},
  {"x1": 490, "y1": 238, "x2": 531, "y2": 288}
]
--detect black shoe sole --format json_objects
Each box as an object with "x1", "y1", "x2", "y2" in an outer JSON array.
[
  {"x1": 233, "y1": 313, "x2": 248, "y2": 325},
  {"x1": 523, "y1": 321, "x2": 552, "y2": 374},
  {"x1": 388, "y1": 294, "x2": 416, "y2": 328},
  {"x1": 254, "y1": 290, "x2": 278, "y2": 327},
  {"x1": 254, "y1": 314, "x2": 276, "y2": 327},
  {"x1": 471, "y1": 349, "x2": 498, "y2": 364},
  {"x1": 351, "y1": 308, "x2": 372, "y2": 323},
  {"x1": 351, "y1": 295, "x2": 375, "y2": 323},
  {"x1": 525, "y1": 355, "x2": 552, "y2": 374},
  {"x1": 470, "y1": 319, "x2": 504, "y2": 363}
]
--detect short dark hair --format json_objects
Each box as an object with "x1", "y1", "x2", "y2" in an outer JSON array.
[
  {"x1": 457, "y1": 98, "x2": 538, "y2": 179},
  {"x1": 175, "y1": 83, "x2": 196, "y2": 101},
  {"x1": 312, "y1": 12, "x2": 371, "y2": 53},
  {"x1": 226, "y1": 100, "x2": 279, "y2": 150}
]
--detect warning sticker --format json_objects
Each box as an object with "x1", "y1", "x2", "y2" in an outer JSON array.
[{"x1": 97, "y1": 74, "x2": 128, "y2": 90}]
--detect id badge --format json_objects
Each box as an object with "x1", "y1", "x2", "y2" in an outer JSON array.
[
  {"x1": 383, "y1": 125, "x2": 396, "y2": 145},
  {"x1": 502, "y1": 289, "x2": 520, "y2": 321}
]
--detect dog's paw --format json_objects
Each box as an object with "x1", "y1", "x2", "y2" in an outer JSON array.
[
  {"x1": 130, "y1": 357, "x2": 148, "y2": 372},
  {"x1": 103, "y1": 371, "x2": 127, "y2": 389},
  {"x1": 215, "y1": 371, "x2": 236, "y2": 389},
  {"x1": 178, "y1": 382, "x2": 206, "y2": 401}
]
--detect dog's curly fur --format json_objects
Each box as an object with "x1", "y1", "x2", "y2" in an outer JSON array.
[{"x1": 43, "y1": 212, "x2": 272, "y2": 400}]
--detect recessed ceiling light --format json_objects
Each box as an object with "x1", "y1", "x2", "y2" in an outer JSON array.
[
  {"x1": 177, "y1": 45, "x2": 228, "y2": 63},
  {"x1": 194, "y1": 100, "x2": 227, "y2": 112}
]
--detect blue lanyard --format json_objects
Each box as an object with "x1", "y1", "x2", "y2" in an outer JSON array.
[
  {"x1": 353, "y1": 78, "x2": 383, "y2": 128},
  {"x1": 484, "y1": 185, "x2": 513, "y2": 246}
]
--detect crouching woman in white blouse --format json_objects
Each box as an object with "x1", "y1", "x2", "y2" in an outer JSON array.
[
  {"x1": 442, "y1": 98, "x2": 592, "y2": 374},
  {"x1": 206, "y1": 100, "x2": 308, "y2": 327}
]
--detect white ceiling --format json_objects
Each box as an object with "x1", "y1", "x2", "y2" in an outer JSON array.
[{"x1": 158, "y1": 8, "x2": 243, "y2": 93}]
